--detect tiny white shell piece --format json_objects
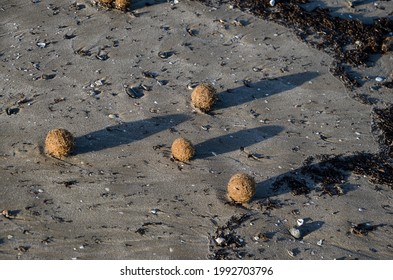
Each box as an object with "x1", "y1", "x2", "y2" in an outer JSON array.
[
  {"x1": 317, "y1": 239, "x2": 323, "y2": 246},
  {"x1": 297, "y1": 219, "x2": 304, "y2": 227},
  {"x1": 375, "y1": 77, "x2": 384, "y2": 82},
  {"x1": 37, "y1": 42, "x2": 46, "y2": 48},
  {"x1": 270, "y1": 0, "x2": 276, "y2": 7},
  {"x1": 215, "y1": 237, "x2": 226, "y2": 245}
]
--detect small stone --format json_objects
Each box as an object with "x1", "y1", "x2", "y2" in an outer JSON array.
[{"x1": 289, "y1": 227, "x2": 302, "y2": 239}]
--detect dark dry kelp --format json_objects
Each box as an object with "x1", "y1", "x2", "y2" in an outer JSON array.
[{"x1": 195, "y1": 0, "x2": 393, "y2": 89}]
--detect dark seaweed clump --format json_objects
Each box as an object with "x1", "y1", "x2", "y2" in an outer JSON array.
[
  {"x1": 209, "y1": 214, "x2": 251, "y2": 259},
  {"x1": 195, "y1": 0, "x2": 393, "y2": 89}
]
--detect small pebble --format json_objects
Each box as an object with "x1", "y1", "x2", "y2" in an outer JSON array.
[
  {"x1": 108, "y1": 114, "x2": 117, "y2": 119},
  {"x1": 289, "y1": 227, "x2": 302, "y2": 239},
  {"x1": 375, "y1": 77, "x2": 384, "y2": 82}
]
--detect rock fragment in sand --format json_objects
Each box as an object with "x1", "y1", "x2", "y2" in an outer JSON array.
[
  {"x1": 191, "y1": 83, "x2": 217, "y2": 112},
  {"x1": 227, "y1": 173, "x2": 256, "y2": 204},
  {"x1": 45, "y1": 128, "x2": 74, "y2": 158},
  {"x1": 171, "y1": 137, "x2": 195, "y2": 162}
]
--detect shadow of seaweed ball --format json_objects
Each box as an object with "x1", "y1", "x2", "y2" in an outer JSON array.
[
  {"x1": 171, "y1": 137, "x2": 195, "y2": 162},
  {"x1": 227, "y1": 173, "x2": 256, "y2": 204},
  {"x1": 45, "y1": 128, "x2": 74, "y2": 158},
  {"x1": 191, "y1": 83, "x2": 217, "y2": 112}
]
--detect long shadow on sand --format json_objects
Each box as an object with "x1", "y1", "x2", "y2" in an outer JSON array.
[
  {"x1": 74, "y1": 114, "x2": 190, "y2": 154},
  {"x1": 195, "y1": 125, "x2": 284, "y2": 159},
  {"x1": 132, "y1": 0, "x2": 167, "y2": 9},
  {"x1": 216, "y1": 71, "x2": 319, "y2": 110}
]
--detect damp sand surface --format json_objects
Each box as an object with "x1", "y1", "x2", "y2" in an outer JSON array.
[{"x1": 1, "y1": 0, "x2": 393, "y2": 259}]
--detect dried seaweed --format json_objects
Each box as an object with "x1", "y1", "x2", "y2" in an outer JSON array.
[
  {"x1": 209, "y1": 214, "x2": 251, "y2": 259},
  {"x1": 372, "y1": 105, "x2": 393, "y2": 157},
  {"x1": 195, "y1": 0, "x2": 393, "y2": 89}
]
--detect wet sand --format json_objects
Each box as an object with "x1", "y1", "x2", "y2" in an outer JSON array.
[{"x1": 1, "y1": 0, "x2": 393, "y2": 259}]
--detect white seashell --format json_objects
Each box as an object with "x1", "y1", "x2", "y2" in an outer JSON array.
[
  {"x1": 317, "y1": 239, "x2": 323, "y2": 246},
  {"x1": 375, "y1": 77, "x2": 384, "y2": 82},
  {"x1": 36, "y1": 42, "x2": 47, "y2": 48},
  {"x1": 297, "y1": 219, "x2": 304, "y2": 227},
  {"x1": 289, "y1": 227, "x2": 302, "y2": 239},
  {"x1": 270, "y1": 0, "x2": 276, "y2": 7},
  {"x1": 215, "y1": 237, "x2": 226, "y2": 245}
]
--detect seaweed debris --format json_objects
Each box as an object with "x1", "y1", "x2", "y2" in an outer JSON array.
[
  {"x1": 209, "y1": 213, "x2": 251, "y2": 259},
  {"x1": 372, "y1": 105, "x2": 393, "y2": 157},
  {"x1": 195, "y1": 0, "x2": 393, "y2": 89}
]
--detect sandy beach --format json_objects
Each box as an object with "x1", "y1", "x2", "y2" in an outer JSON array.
[{"x1": 1, "y1": 0, "x2": 393, "y2": 259}]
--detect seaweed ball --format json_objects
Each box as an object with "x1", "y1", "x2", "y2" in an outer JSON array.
[
  {"x1": 45, "y1": 128, "x2": 74, "y2": 158},
  {"x1": 191, "y1": 83, "x2": 217, "y2": 112},
  {"x1": 171, "y1": 137, "x2": 195, "y2": 162},
  {"x1": 227, "y1": 173, "x2": 256, "y2": 204},
  {"x1": 115, "y1": 0, "x2": 131, "y2": 11},
  {"x1": 98, "y1": 0, "x2": 114, "y2": 7}
]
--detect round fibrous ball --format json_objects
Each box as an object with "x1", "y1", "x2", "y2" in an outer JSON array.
[
  {"x1": 171, "y1": 137, "x2": 195, "y2": 162},
  {"x1": 227, "y1": 173, "x2": 256, "y2": 204},
  {"x1": 98, "y1": 0, "x2": 114, "y2": 7},
  {"x1": 115, "y1": 0, "x2": 131, "y2": 11},
  {"x1": 191, "y1": 83, "x2": 217, "y2": 112},
  {"x1": 45, "y1": 128, "x2": 74, "y2": 158},
  {"x1": 98, "y1": 0, "x2": 131, "y2": 11}
]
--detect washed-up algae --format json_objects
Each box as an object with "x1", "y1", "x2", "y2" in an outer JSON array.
[{"x1": 195, "y1": 0, "x2": 393, "y2": 89}]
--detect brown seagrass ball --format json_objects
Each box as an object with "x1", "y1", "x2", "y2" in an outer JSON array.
[
  {"x1": 171, "y1": 137, "x2": 195, "y2": 162},
  {"x1": 227, "y1": 173, "x2": 256, "y2": 204},
  {"x1": 98, "y1": 0, "x2": 131, "y2": 11},
  {"x1": 45, "y1": 128, "x2": 74, "y2": 158},
  {"x1": 191, "y1": 83, "x2": 217, "y2": 112},
  {"x1": 115, "y1": 0, "x2": 131, "y2": 11}
]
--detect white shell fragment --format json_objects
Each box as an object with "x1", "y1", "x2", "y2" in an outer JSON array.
[
  {"x1": 317, "y1": 239, "x2": 324, "y2": 246},
  {"x1": 375, "y1": 77, "x2": 384, "y2": 82},
  {"x1": 36, "y1": 42, "x2": 47, "y2": 48},
  {"x1": 215, "y1": 237, "x2": 226, "y2": 245},
  {"x1": 297, "y1": 219, "x2": 304, "y2": 227},
  {"x1": 270, "y1": 0, "x2": 276, "y2": 7},
  {"x1": 289, "y1": 227, "x2": 302, "y2": 239}
]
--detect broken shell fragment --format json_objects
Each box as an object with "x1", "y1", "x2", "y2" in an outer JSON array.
[
  {"x1": 296, "y1": 219, "x2": 304, "y2": 227},
  {"x1": 215, "y1": 237, "x2": 226, "y2": 246},
  {"x1": 45, "y1": 128, "x2": 74, "y2": 158},
  {"x1": 227, "y1": 173, "x2": 256, "y2": 204}
]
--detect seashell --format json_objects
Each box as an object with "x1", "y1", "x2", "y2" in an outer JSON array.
[
  {"x1": 296, "y1": 219, "x2": 304, "y2": 227},
  {"x1": 289, "y1": 227, "x2": 302, "y2": 239},
  {"x1": 158, "y1": 51, "x2": 175, "y2": 59},
  {"x1": 125, "y1": 86, "x2": 144, "y2": 98},
  {"x1": 375, "y1": 76, "x2": 384, "y2": 82},
  {"x1": 269, "y1": 0, "x2": 275, "y2": 7},
  {"x1": 96, "y1": 51, "x2": 109, "y2": 61},
  {"x1": 36, "y1": 42, "x2": 47, "y2": 48},
  {"x1": 215, "y1": 237, "x2": 226, "y2": 245}
]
